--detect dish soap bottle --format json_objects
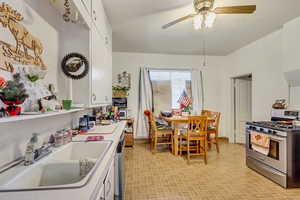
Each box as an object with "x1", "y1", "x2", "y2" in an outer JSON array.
[{"x1": 24, "y1": 133, "x2": 38, "y2": 166}]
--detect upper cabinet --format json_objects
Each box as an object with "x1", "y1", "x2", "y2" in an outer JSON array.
[
  {"x1": 283, "y1": 16, "x2": 300, "y2": 72},
  {"x1": 58, "y1": 0, "x2": 112, "y2": 107},
  {"x1": 81, "y1": 0, "x2": 92, "y2": 15},
  {"x1": 91, "y1": 0, "x2": 110, "y2": 38},
  {"x1": 91, "y1": 25, "x2": 112, "y2": 105}
]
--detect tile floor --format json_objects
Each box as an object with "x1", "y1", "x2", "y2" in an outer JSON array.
[{"x1": 124, "y1": 140, "x2": 300, "y2": 200}]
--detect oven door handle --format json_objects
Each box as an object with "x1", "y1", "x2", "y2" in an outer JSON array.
[
  {"x1": 248, "y1": 131, "x2": 286, "y2": 142},
  {"x1": 271, "y1": 137, "x2": 285, "y2": 142}
]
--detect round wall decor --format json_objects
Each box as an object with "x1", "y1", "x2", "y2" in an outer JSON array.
[{"x1": 61, "y1": 53, "x2": 89, "y2": 80}]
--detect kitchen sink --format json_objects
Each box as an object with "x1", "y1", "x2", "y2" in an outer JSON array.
[
  {"x1": 0, "y1": 141, "x2": 112, "y2": 191},
  {"x1": 5, "y1": 161, "x2": 94, "y2": 189},
  {"x1": 51, "y1": 142, "x2": 110, "y2": 161}
]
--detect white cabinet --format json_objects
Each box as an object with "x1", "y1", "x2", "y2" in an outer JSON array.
[
  {"x1": 81, "y1": 0, "x2": 92, "y2": 15},
  {"x1": 91, "y1": 159, "x2": 114, "y2": 200},
  {"x1": 104, "y1": 159, "x2": 115, "y2": 200},
  {"x1": 94, "y1": 183, "x2": 105, "y2": 200},
  {"x1": 90, "y1": 25, "x2": 112, "y2": 105},
  {"x1": 67, "y1": 0, "x2": 112, "y2": 107}
]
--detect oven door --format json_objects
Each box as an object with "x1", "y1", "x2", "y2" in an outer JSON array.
[{"x1": 246, "y1": 129, "x2": 287, "y2": 173}]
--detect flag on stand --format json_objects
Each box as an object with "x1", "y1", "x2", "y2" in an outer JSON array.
[{"x1": 177, "y1": 90, "x2": 191, "y2": 108}]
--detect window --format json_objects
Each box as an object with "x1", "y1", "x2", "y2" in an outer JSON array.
[{"x1": 149, "y1": 70, "x2": 192, "y2": 113}]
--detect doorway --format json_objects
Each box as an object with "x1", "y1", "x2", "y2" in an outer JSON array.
[{"x1": 232, "y1": 74, "x2": 252, "y2": 144}]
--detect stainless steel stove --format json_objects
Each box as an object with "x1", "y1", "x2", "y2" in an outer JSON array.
[
  {"x1": 246, "y1": 118, "x2": 300, "y2": 188},
  {"x1": 248, "y1": 121, "x2": 296, "y2": 131}
]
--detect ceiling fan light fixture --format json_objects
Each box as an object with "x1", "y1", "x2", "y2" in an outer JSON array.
[
  {"x1": 193, "y1": 11, "x2": 216, "y2": 30},
  {"x1": 204, "y1": 11, "x2": 216, "y2": 28},
  {"x1": 193, "y1": 15, "x2": 203, "y2": 30}
]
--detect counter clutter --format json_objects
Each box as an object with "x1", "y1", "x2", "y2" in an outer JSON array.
[{"x1": 0, "y1": 121, "x2": 127, "y2": 200}]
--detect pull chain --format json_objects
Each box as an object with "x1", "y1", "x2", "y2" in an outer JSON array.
[{"x1": 202, "y1": 30, "x2": 207, "y2": 67}]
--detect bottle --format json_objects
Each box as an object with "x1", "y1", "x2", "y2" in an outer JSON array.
[
  {"x1": 54, "y1": 130, "x2": 64, "y2": 147},
  {"x1": 79, "y1": 116, "x2": 88, "y2": 131},
  {"x1": 24, "y1": 133, "x2": 38, "y2": 166}
]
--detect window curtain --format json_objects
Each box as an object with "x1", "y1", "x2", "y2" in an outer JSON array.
[
  {"x1": 136, "y1": 67, "x2": 153, "y2": 138},
  {"x1": 191, "y1": 69, "x2": 204, "y2": 114}
]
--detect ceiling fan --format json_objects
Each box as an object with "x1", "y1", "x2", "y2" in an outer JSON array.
[{"x1": 162, "y1": 0, "x2": 256, "y2": 30}]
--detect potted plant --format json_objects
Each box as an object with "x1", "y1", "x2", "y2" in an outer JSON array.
[
  {"x1": 0, "y1": 74, "x2": 29, "y2": 116},
  {"x1": 112, "y1": 85, "x2": 130, "y2": 98}
]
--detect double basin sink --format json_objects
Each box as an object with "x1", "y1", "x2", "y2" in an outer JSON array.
[{"x1": 0, "y1": 141, "x2": 112, "y2": 191}]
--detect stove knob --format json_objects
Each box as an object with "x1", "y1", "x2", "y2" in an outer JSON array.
[
  {"x1": 273, "y1": 130, "x2": 277, "y2": 135},
  {"x1": 268, "y1": 130, "x2": 272, "y2": 134}
]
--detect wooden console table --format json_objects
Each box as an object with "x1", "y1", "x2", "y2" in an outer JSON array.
[{"x1": 125, "y1": 119, "x2": 134, "y2": 147}]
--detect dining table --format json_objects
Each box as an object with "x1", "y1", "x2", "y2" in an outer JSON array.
[{"x1": 163, "y1": 116, "x2": 215, "y2": 156}]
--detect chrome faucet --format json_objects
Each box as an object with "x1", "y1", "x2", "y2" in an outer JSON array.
[
  {"x1": 24, "y1": 133, "x2": 53, "y2": 166},
  {"x1": 24, "y1": 133, "x2": 39, "y2": 166}
]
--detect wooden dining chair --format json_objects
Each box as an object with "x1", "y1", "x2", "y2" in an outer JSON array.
[
  {"x1": 179, "y1": 116, "x2": 209, "y2": 164},
  {"x1": 150, "y1": 113, "x2": 173, "y2": 154},
  {"x1": 201, "y1": 110, "x2": 221, "y2": 153}
]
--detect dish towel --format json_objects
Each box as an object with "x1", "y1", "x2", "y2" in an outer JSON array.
[
  {"x1": 250, "y1": 131, "x2": 270, "y2": 156},
  {"x1": 79, "y1": 158, "x2": 96, "y2": 178}
]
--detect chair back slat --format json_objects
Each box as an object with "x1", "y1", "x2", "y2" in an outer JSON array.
[
  {"x1": 150, "y1": 112, "x2": 158, "y2": 132},
  {"x1": 201, "y1": 110, "x2": 221, "y2": 134},
  {"x1": 187, "y1": 116, "x2": 208, "y2": 137}
]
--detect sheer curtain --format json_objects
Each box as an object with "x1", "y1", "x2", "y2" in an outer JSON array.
[
  {"x1": 136, "y1": 67, "x2": 153, "y2": 138},
  {"x1": 191, "y1": 69, "x2": 204, "y2": 114}
]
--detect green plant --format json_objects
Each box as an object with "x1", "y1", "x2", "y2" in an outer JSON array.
[
  {"x1": 182, "y1": 104, "x2": 192, "y2": 113},
  {"x1": 0, "y1": 74, "x2": 29, "y2": 102},
  {"x1": 26, "y1": 74, "x2": 39, "y2": 82},
  {"x1": 112, "y1": 85, "x2": 130, "y2": 92}
]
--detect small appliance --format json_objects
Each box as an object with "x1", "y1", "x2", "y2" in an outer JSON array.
[
  {"x1": 118, "y1": 109, "x2": 127, "y2": 120},
  {"x1": 112, "y1": 98, "x2": 127, "y2": 108},
  {"x1": 271, "y1": 109, "x2": 300, "y2": 121}
]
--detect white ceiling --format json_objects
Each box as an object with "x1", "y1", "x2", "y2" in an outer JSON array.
[{"x1": 102, "y1": 0, "x2": 300, "y2": 56}]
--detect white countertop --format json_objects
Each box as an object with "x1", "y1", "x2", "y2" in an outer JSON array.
[{"x1": 0, "y1": 121, "x2": 127, "y2": 200}]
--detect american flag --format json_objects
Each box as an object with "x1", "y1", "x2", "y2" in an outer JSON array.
[{"x1": 177, "y1": 90, "x2": 191, "y2": 108}]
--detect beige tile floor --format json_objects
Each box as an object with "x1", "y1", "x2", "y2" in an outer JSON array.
[{"x1": 124, "y1": 140, "x2": 300, "y2": 200}]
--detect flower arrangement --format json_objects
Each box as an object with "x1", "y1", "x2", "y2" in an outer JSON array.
[
  {"x1": 0, "y1": 74, "x2": 29, "y2": 116},
  {"x1": 0, "y1": 74, "x2": 29, "y2": 102},
  {"x1": 182, "y1": 104, "x2": 192, "y2": 113},
  {"x1": 0, "y1": 77, "x2": 7, "y2": 89}
]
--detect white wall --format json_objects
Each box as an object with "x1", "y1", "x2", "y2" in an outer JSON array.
[
  {"x1": 219, "y1": 23, "x2": 300, "y2": 142},
  {"x1": 0, "y1": 1, "x2": 86, "y2": 167},
  {"x1": 113, "y1": 16, "x2": 300, "y2": 141},
  {"x1": 112, "y1": 52, "x2": 227, "y2": 138},
  {"x1": 283, "y1": 16, "x2": 300, "y2": 72}
]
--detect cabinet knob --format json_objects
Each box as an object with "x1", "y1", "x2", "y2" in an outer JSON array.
[{"x1": 92, "y1": 94, "x2": 97, "y2": 101}]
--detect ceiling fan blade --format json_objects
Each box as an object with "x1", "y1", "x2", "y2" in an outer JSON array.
[
  {"x1": 162, "y1": 14, "x2": 195, "y2": 29},
  {"x1": 214, "y1": 5, "x2": 256, "y2": 14}
]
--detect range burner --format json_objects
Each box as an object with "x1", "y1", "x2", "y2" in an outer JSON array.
[{"x1": 251, "y1": 121, "x2": 294, "y2": 130}]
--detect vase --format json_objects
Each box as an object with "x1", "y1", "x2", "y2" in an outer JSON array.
[
  {"x1": 113, "y1": 91, "x2": 127, "y2": 98},
  {"x1": 0, "y1": 98, "x2": 24, "y2": 116}
]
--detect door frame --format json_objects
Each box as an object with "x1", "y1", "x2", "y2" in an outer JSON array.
[{"x1": 230, "y1": 73, "x2": 252, "y2": 144}]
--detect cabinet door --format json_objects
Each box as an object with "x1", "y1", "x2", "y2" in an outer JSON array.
[
  {"x1": 95, "y1": 184, "x2": 105, "y2": 200},
  {"x1": 81, "y1": 0, "x2": 92, "y2": 15},
  {"x1": 91, "y1": 0, "x2": 107, "y2": 36},
  {"x1": 91, "y1": 26, "x2": 112, "y2": 105},
  {"x1": 104, "y1": 160, "x2": 115, "y2": 200}
]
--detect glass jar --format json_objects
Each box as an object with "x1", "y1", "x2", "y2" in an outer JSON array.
[{"x1": 54, "y1": 131, "x2": 64, "y2": 147}]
